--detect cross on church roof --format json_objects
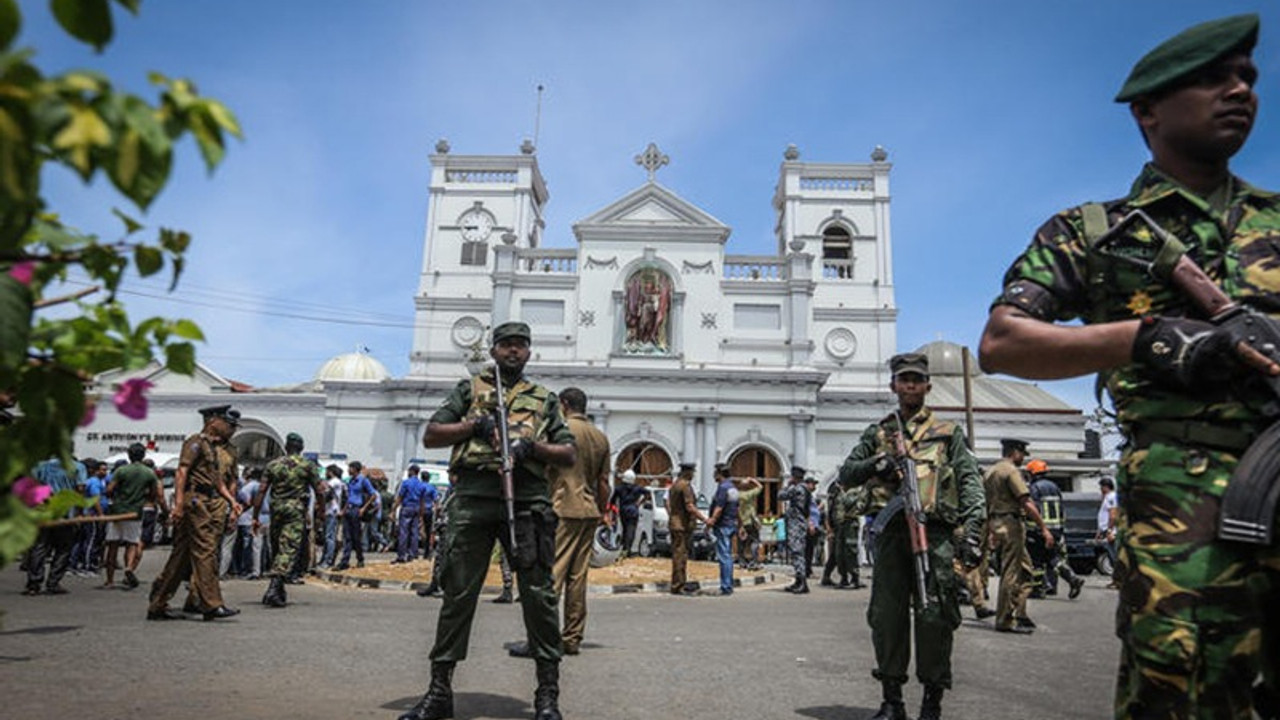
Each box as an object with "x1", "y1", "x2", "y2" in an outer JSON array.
[{"x1": 634, "y1": 142, "x2": 669, "y2": 182}]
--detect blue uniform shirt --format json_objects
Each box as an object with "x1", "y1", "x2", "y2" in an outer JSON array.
[
  {"x1": 397, "y1": 476, "x2": 425, "y2": 511},
  {"x1": 345, "y1": 474, "x2": 376, "y2": 507},
  {"x1": 421, "y1": 483, "x2": 438, "y2": 512},
  {"x1": 711, "y1": 478, "x2": 739, "y2": 531}
]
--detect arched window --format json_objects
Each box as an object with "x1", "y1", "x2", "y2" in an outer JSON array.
[{"x1": 822, "y1": 225, "x2": 853, "y2": 279}]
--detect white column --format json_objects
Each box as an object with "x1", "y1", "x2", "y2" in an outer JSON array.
[
  {"x1": 682, "y1": 415, "x2": 698, "y2": 465},
  {"x1": 701, "y1": 416, "x2": 719, "y2": 499},
  {"x1": 790, "y1": 413, "x2": 812, "y2": 469}
]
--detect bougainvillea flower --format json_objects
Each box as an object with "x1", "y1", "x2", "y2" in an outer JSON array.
[
  {"x1": 13, "y1": 477, "x2": 52, "y2": 507},
  {"x1": 112, "y1": 378, "x2": 154, "y2": 420},
  {"x1": 8, "y1": 261, "x2": 35, "y2": 285}
]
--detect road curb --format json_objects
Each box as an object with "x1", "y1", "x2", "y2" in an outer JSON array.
[{"x1": 310, "y1": 568, "x2": 779, "y2": 596}]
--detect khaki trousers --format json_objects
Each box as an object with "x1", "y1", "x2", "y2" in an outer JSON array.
[
  {"x1": 990, "y1": 514, "x2": 1031, "y2": 628},
  {"x1": 149, "y1": 495, "x2": 227, "y2": 612},
  {"x1": 553, "y1": 517, "x2": 597, "y2": 647},
  {"x1": 670, "y1": 528, "x2": 690, "y2": 592}
]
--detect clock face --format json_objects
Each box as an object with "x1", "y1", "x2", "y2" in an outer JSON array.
[{"x1": 459, "y1": 209, "x2": 493, "y2": 242}]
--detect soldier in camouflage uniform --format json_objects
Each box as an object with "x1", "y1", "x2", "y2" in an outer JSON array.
[
  {"x1": 837, "y1": 482, "x2": 866, "y2": 589},
  {"x1": 255, "y1": 432, "x2": 322, "y2": 608},
  {"x1": 838, "y1": 353, "x2": 986, "y2": 720},
  {"x1": 776, "y1": 465, "x2": 813, "y2": 594},
  {"x1": 400, "y1": 322, "x2": 577, "y2": 720},
  {"x1": 980, "y1": 14, "x2": 1280, "y2": 719}
]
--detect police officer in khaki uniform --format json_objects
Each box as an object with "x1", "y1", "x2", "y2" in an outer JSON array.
[
  {"x1": 984, "y1": 438, "x2": 1053, "y2": 634},
  {"x1": 667, "y1": 462, "x2": 708, "y2": 595},
  {"x1": 147, "y1": 405, "x2": 243, "y2": 621},
  {"x1": 400, "y1": 322, "x2": 576, "y2": 720}
]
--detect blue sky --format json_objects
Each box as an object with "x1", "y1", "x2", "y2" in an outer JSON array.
[{"x1": 21, "y1": 1, "x2": 1279, "y2": 413}]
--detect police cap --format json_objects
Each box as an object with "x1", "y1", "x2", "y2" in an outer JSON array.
[
  {"x1": 678, "y1": 462, "x2": 697, "y2": 474},
  {"x1": 889, "y1": 352, "x2": 929, "y2": 378},
  {"x1": 199, "y1": 404, "x2": 240, "y2": 426},
  {"x1": 790, "y1": 465, "x2": 807, "y2": 479},
  {"x1": 1000, "y1": 438, "x2": 1029, "y2": 454},
  {"x1": 492, "y1": 321, "x2": 532, "y2": 345},
  {"x1": 1115, "y1": 14, "x2": 1260, "y2": 102}
]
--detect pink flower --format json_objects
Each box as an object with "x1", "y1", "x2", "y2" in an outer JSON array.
[
  {"x1": 13, "y1": 477, "x2": 52, "y2": 507},
  {"x1": 80, "y1": 400, "x2": 97, "y2": 427},
  {"x1": 112, "y1": 378, "x2": 154, "y2": 420},
  {"x1": 8, "y1": 261, "x2": 35, "y2": 285}
]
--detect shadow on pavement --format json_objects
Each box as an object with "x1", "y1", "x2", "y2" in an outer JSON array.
[
  {"x1": 383, "y1": 692, "x2": 530, "y2": 719},
  {"x1": 0, "y1": 624, "x2": 82, "y2": 635},
  {"x1": 797, "y1": 704, "x2": 878, "y2": 720}
]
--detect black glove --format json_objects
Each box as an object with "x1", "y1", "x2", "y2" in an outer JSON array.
[
  {"x1": 509, "y1": 437, "x2": 534, "y2": 463},
  {"x1": 960, "y1": 536, "x2": 982, "y2": 569},
  {"x1": 1132, "y1": 316, "x2": 1236, "y2": 390},
  {"x1": 471, "y1": 412, "x2": 498, "y2": 442},
  {"x1": 871, "y1": 454, "x2": 899, "y2": 482}
]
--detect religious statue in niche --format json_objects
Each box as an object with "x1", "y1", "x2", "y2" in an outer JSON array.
[{"x1": 623, "y1": 267, "x2": 672, "y2": 354}]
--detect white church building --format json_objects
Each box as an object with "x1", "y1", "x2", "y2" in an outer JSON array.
[{"x1": 78, "y1": 141, "x2": 1110, "y2": 510}]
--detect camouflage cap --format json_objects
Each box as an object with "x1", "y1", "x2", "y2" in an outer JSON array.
[
  {"x1": 889, "y1": 352, "x2": 929, "y2": 378},
  {"x1": 1115, "y1": 14, "x2": 1260, "y2": 102},
  {"x1": 491, "y1": 321, "x2": 531, "y2": 345},
  {"x1": 199, "y1": 404, "x2": 240, "y2": 426}
]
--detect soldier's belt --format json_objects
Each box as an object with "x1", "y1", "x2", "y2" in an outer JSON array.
[
  {"x1": 190, "y1": 485, "x2": 218, "y2": 498},
  {"x1": 1128, "y1": 420, "x2": 1255, "y2": 454}
]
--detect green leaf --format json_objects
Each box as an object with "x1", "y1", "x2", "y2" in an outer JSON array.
[
  {"x1": 0, "y1": 496, "x2": 40, "y2": 568},
  {"x1": 111, "y1": 207, "x2": 143, "y2": 235},
  {"x1": 172, "y1": 318, "x2": 204, "y2": 341},
  {"x1": 164, "y1": 340, "x2": 195, "y2": 375},
  {"x1": 158, "y1": 228, "x2": 190, "y2": 254},
  {"x1": 0, "y1": 272, "x2": 32, "y2": 375},
  {"x1": 112, "y1": 0, "x2": 141, "y2": 15},
  {"x1": 0, "y1": 0, "x2": 19, "y2": 53},
  {"x1": 51, "y1": 0, "x2": 113, "y2": 52},
  {"x1": 168, "y1": 254, "x2": 183, "y2": 291},
  {"x1": 133, "y1": 244, "x2": 161, "y2": 276}
]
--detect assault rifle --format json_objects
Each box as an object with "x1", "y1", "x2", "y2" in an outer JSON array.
[
  {"x1": 1095, "y1": 209, "x2": 1280, "y2": 545},
  {"x1": 491, "y1": 365, "x2": 519, "y2": 553},
  {"x1": 892, "y1": 411, "x2": 935, "y2": 610}
]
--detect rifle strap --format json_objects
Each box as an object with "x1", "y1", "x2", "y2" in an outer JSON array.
[{"x1": 1081, "y1": 202, "x2": 1116, "y2": 408}]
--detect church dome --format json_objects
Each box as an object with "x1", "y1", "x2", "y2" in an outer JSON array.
[
  {"x1": 315, "y1": 352, "x2": 390, "y2": 383},
  {"x1": 917, "y1": 340, "x2": 979, "y2": 377}
]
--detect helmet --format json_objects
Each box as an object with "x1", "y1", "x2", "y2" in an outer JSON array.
[
  {"x1": 590, "y1": 524, "x2": 622, "y2": 567},
  {"x1": 1026, "y1": 459, "x2": 1049, "y2": 475},
  {"x1": 621, "y1": 469, "x2": 636, "y2": 485}
]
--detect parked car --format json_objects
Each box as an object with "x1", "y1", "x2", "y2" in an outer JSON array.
[{"x1": 1062, "y1": 491, "x2": 1113, "y2": 576}]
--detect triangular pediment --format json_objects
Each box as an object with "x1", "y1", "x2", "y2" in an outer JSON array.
[
  {"x1": 576, "y1": 182, "x2": 729, "y2": 230},
  {"x1": 95, "y1": 361, "x2": 235, "y2": 394}
]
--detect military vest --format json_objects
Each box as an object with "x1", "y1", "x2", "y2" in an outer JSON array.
[
  {"x1": 450, "y1": 372, "x2": 554, "y2": 479},
  {"x1": 864, "y1": 410, "x2": 962, "y2": 525}
]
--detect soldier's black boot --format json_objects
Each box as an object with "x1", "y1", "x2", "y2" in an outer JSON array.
[
  {"x1": 262, "y1": 576, "x2": 287, "y2": 607},
  {"x1": 795, "y1": 576, "x2": 810, "y2": 594},
  {"x1": 869, "y1": 681, "x2": 908, "y2": 720},
  {"x1": 534, "y1": 659, "x2": 562, "y2": 720},
  {"x1": 399, "y1": 661, "x2": 454, "y2": 720},
  {"x1": 919, "y1": 684, "x2": 944, "y2": 720}
]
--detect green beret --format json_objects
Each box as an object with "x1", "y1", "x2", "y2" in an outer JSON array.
[
  {"x1": 285, "y1": 432, "x2": 304, "y2": 448},
  {"x1": 889, "y1": 352, "x2": 929, "y2": 378},
  {"x1": 491, "y1": 321, "x2": 531, "y2": 345},
  {"x1": 1115, "y1": 13, "x2": 1260, "y2": 102}
]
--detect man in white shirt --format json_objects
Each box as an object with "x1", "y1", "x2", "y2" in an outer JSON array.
[
  {"x1": 1096, "y1": 477, "x2": 1118, "y2": 589},
  {"x1": 319, "y1": 465, "x2": 344, "y2": 568}
]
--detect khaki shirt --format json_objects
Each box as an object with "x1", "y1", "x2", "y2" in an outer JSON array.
[
  {"x1": 178, "y1": 433, "x2": 237, "y2": 494},
  {"x1": 983, "y1": 458, "x2": 1029, "y2": 516},
  {"x1": 551, "y1": 413, "x2": 610, "y2": 519},
  {"x1": 668, "y1": 478, "x2": 696, "y2": 532}
]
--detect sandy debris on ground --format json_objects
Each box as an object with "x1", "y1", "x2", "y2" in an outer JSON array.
[{"x1": 324, "y1": 556, "x2": 736, "y2": 586}]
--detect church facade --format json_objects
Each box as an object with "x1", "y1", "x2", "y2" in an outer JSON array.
[{"x1": 77, "y1": 142, "x2": 1108, "y2": 507}]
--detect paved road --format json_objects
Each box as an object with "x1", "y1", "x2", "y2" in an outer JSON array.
[{"x1": 1, "y1": 550, "x2": 1119, "y2": 719}]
